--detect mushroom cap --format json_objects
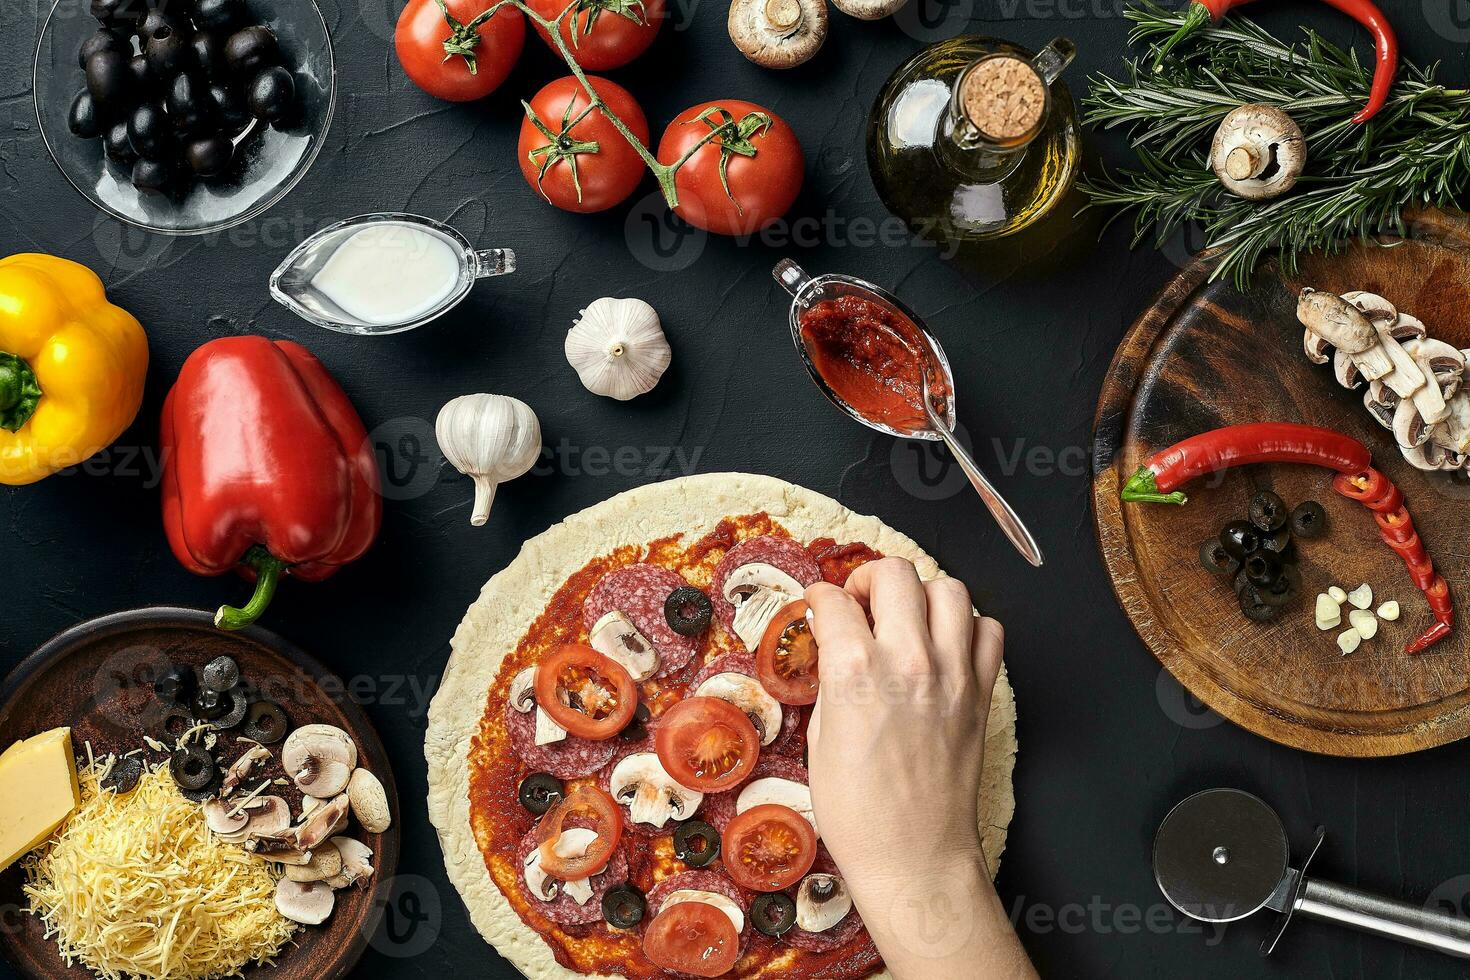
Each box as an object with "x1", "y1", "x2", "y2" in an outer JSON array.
[
  {"x1": 276, "y1": 879, "x2": 335, "y2": 925},
  {"x1": 1210, "y1": 103, "x2": 1306, "y2": 201},
  {"x1": 589, "y1": 610, "x2": 660, "y2": 682},
  {"x1": 295, "y1": 793, "x2": 351, "y2": 851},
  {"x1": 831, "y1": 0, "x2": 908, "y2": 20},
  {"x1": 795, "y1": 873, "x2": 853, "y2": 932},
  {"x1": 729, "y1": 0, "x2": 827, "y2": 69},
  {"x1": 285, "y1": 840, "x2": 344, "y2": 883},
  {"x1": 283, "y1": 725, "x2": 357, "y2": 798},
  {"x1": 609, "y1": 752, "x2": 702, "y2": 828},
  {"x1": 327, "y1": 836, "x2": 375, "y2": 890},
  {"x1": 694, "y1": 672, "x2": 783, "y2": 746},
  {"x1": 348, "y1": 767, "x2": 393, "y2": 834}
]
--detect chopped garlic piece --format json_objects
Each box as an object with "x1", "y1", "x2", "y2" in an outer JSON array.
[
  {"x1": 1338, "y1": 629, "x2": 1363, "y2": 655},
  {"x1": 1348, "y1": 608, "x2": 1379, "y2": 640},
  {"x1": 1347, "y1": 584, "x2": 1373, "y2": 610},
  {"x1": 1328, "y1": 586, "x2": 1348, "y2": 604},
  {"x1": 1315, "y1": 594, "x2": 1342, "y2": 631},
  {"x1": 1377, "y1": 601, "x2": 1401, "y2": 622}
]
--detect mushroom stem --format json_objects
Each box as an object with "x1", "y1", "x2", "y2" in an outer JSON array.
[
  {"x1": 1224, "y1": 144, "x2": 1266, "y2": 181},
  {"x1": 764, "y1": 0, "x2": 801, "y2": 33}
]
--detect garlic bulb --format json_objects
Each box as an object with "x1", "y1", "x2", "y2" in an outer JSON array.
[
  {"x1": 565, "y1": 297, "x2": 671, "y2": 401},
  {"x1": 435, "y1": 394, "x2": 542, "y2": 527}
]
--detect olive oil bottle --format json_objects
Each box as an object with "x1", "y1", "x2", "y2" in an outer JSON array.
[{"x1": 867, "y1": 36, "x2": 1080, "y2": 249}]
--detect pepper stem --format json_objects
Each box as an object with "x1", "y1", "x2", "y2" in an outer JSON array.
[
  {"x1": 215, "y1": 546, "x2": 289, "y2": 631},
  {"x1": 0, "y1": 352, "x2": 43, "y2": 433},
  {"x1": 1150, "y1": 3, "x2": 1212, "y2": 74},
  {"x1": 1121, "y1": 466, "x2": 1188, "y2": 506}
]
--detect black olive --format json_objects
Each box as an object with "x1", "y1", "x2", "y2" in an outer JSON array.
[
  {"x1": 1291, "y1": 501, "x2": 1328, "y2": 539},
  {"x1": 664, "y1": 586, "x2": 713, "y2": 636},
  {"x1": 102, "y1": 755, "x2": 146, "y2": 794},
  {"x1": 225, "y1": 25, "x2": 278, "y2": 76},
  {"x1": 602, "y1": 885, "x2": 647, "y2": 929},
  {"x1": 91, "y1": 0, "x2": 145, "y2": 28},
  {"x1": 518, "y1": 772, "x2": 565, "y2": 815},
  {"x1": 127, "y1": 101, "x2": 171, "y2": 158},
  {"x1": 178, "y1": 783, "x2": 217, "y2": 803},
  {"x1": 1237, "y1": 584, "x2": 1281, "y2": 623},
  {"x1": 1248, "y1": 491, "x2": 1288, "y2": 533},
  {"x1": 242, "y1": 700, "x2": 289, "y2": 744},
  {"x1": 153, "y1": 664, "x2": 197, "y2": 705},
  {"x1": 1218, "y1": 520, "x2": 1260, "y2": 560},
  {"x1": 751, "y1": 893, "x2": 798, "y2": 937},
  {"x1": 214, "y1": 687, "x2": 250, "y2": 728},
  {"x1": 246, "y1": 66, "x2": 295, "y2": 123},
  {"x1": 86, "y1": 49, "x2": 133, "y2": 109},
  {"x1": 619, "y1": 702, "x2": 651, "y2": 742},
  {"x1": 193, "y1": 0, "x2": 245, "y2": 33},
  {"x1": 207, "y1": 82, "x2": 251, "y2": 134},
  {"x1": 166, "y1": 72, "x2": 214, "y2": 134},
  {"x1": 146, "y1": 27, "x2": 191, "y2": 78},
  {"x1": 169, "y1": 743, "x2": 217, "y2": 790},
  {"x1": 191, "y1": 685, "x2": 228, "y2": 720},
  {"x1": 1255, "y1": 563, "x2": 1300, "y2": 608},
  {"x1": 104, "y1": 120, "x2": 139, "y2": 165},
  {"x1": 141, "y1": 9, "x2": 186, "y2": 40},
  {"x1": 201, "y1": 655, "x2": 240, "y2": 692},
  {"x1": 68, "y1": 91, "x2": 106, "y2": 139},
  {"x1": 127, "y1": 53, "x2": 159, "y2": 94},
  {"x1": 78, "y1": 28, "x2": 129, "y2": 70},
  {"x1": 672, "y1": 820, "x2": 721, "y2": 868},
  {"x1": 1197, "y1": 537, "x2": 1239, "y2": 577},
  {"x1": 132, "y1": 156, "x2": 174, "y2": 193},
  {"x1": 149, "y1": 702, "x2": 196, "y2": 741},
  {"x1": 190, "y1": 31, "x2": 228, "y2": 77},
  {"x1": 1244, "y1": 552, "x2": 1282, "y2": 588},
  {"x1": 1258, "y1": 525, "x2": 1295, "y2": 563}
]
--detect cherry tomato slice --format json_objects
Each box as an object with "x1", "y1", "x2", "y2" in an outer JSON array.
[
  {"x1": 533, "y1": 784, "x2": 624, "y2": 880},
  {"x1": 535, "y1": 644, "x2": 638, "y2": 740},
  {"x1": 756, "y1": 600, "x2": 819, "y2": 706},
  {"x1": 722, "y1": 803, "x2": 818, "y2": 892},
  {"x1": 655, "y1": 696, "x2": 760, "y2": 793},
  {"x1": 642, "y1": 900, "x2": 740, "y2": 978}
]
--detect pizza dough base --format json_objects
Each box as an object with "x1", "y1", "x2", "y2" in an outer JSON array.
[{"x1": 426, "y1": 473, "x2": 1018, "y2": 980}]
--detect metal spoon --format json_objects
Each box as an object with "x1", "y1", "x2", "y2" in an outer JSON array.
[{"x1": 920, "y1": 371, "x2": 1044, "y2": 568}]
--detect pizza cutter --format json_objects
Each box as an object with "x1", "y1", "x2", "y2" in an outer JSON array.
[{"x1": 1153, "y1": 788, "x2": 1470, "y2": 958}]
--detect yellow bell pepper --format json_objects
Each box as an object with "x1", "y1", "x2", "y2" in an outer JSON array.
[{"x1": 0, "y1": 254, "x2": 148, "y2": 486}]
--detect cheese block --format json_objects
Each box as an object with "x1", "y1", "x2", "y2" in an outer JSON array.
[{"x1": 0, "y1": 727, "x2": 80, "y2": 870}]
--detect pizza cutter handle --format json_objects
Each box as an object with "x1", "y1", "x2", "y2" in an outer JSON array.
[{"x1": 1296, "y1": 878, "x2": 1470, "y2": 958}]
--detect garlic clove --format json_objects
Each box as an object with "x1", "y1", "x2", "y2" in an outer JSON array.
[
  {"x1": 566, "y1": 298, "x2": 672, "y2": 401},
  {"x1": 1314, "y1": 593, "x2": 1341, "y2": 631},
  {"x1": 1377, "y1": 600, "x2": 1401, "y2": 621},
  {"x1": 1346, "y1": 584, "x2": 1373, "y2": 610},
  {"x1": 435, "y1": 394, "x2": 543, "y2": 527},
  {"x1": 1347, "y1": 608, "x2": 1379, "y2": 640},
  {"x1": 1337, "y1": 628, "x2": 1362, "y2": 656},
  {"x1": 1328, "y1": 586, "x2": 1347, "y2": 604}
]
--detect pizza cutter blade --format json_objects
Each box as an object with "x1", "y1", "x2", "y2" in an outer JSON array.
[{"x1": 1153, "y1": 788, "x2": 1470, "y2": 959}]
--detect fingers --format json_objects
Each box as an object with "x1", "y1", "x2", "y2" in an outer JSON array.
[
  {"x1": 805, "y1": 582, "x2": 876, "y2": 675},
  {"x1": 843, "y1": 558, "x2": 930, "y2": 654},
  {"x1": 922, "y1": 577, "x2": 977, "y2": 677},
  {"x1": 972, "y1": 615, "x2": 1004, "y2": 689}
]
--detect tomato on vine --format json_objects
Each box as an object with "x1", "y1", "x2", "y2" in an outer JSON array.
[
  {"x1": 524, "y1": 0, "x2": 665, "y2": 71},
  {"x1": 657, "y1": 100, "x2": 805, "y2": 236},
  {"x1": 396, "y1": 0, "x2": 526, "y2": 102},
  {"x1": 519, "y1": 75, "x2": 650, "y2": 213}
]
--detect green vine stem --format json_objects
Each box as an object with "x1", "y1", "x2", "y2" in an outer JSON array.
[{"x1": 440, "y1": 0, "x2": 755, "y2": 208}]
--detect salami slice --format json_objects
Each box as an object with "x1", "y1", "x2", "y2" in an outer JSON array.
[
  {"x1": 646, "y1": 869, "x2": 751, "y2": 948},
  {"x1": 514, "y1": 823, "x2": 630, "y2": 927},
  {"x1": 783, "y1": 852, "x2": 868, "y2": 953},
  {"x1": 505, "y1": 699, "x2": 615, "y2": 780},
  {"x1": 690, "y1": 652, "x2": 803, "y2": 755},
  {"x1": 710, "y1": 535, "x2": 821, "y2": 631},
  {"x1": 698, "y1": 757, "x2": 810, "y2": 833},
  {"x1": 584, "y1": 564, "x2": 699, "y2": 678}
]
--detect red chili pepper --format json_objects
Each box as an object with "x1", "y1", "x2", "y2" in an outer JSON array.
[
  {"x1": 1152, "y1": 0, "x2": 1398, "y2": 124},
  {"x1": 1373, "y1": 506, "x2": 1416, "y2": 542},
  {"x1": 161, "y1": 337, "x2": 383, "y2": 631},
  {"x1": 1122, "y1": 423, "x2": 1371, "y2": 505},
  {"x1": 1406, "y1": 558, "x2": 1436, "y2": 593},
  {"x1": 1407, "y1": 620, "x2": 1453, "y2": 655},
  {"x1": 1385, "y1": 533, "x2": 1427, "y2": 569},
  {"x1": 1427, "y1": 576, "x2": 1453, "y2": 616}
]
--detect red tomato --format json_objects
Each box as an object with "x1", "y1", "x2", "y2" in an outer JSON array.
[
  {"x1": 535, "y1": 644, "x2": 638, "y2": 740},
  {"x1": 756, "y1": 600, "x2": 819, "y2": 706},
  {"x1": 533, "y1": 784, "x2": 624, "y2": 880},
  {"x1": 642, "y1": 900, "x2": 740, "y2": 978},
  {"x1": 518, "y1": 75, "x2": 650, "y2": 213},
  {"x1": 722, "y1": 804, "x2": 818, "y2": 892},
  {"x1": 395, "y1": 0, "x2": 526, "y2": 102},
  {"x1": 525, "y1": 0, "x2": 665, "y2": 71},
  {"x1": 655, "y1": 696, "x2": 760, "y2": 793},
  {"x1": 656, "y1": 100, "x2": 804, "y2": 236}
]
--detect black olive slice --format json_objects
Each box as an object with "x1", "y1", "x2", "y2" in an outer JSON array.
[
  {"x1": 151, "y1": 703, "x2": 197, "y2": 742},
  {"x1": 1291, "y1": 501, "x2": 1328, "y2": 539},
  {"x1": 518, "y1": 772, "x2": 565, "y2": 815},
  {"x1": 102, "y1": 756, "x2": 145, "y2": 794},
  {"x1": 602, "y1": 884, "x2": 647, "y2": 929},
  {"x1": 1219, "y1": 521, "x2": 1260, "y2": 560},
  {"x1": 664, "y1": 587, "x2": 713, "y2": 637},
  {"x1": 1256, "y1": 563, "x2": 1302, "y2": 609},
  {"x1": 201, "y1": 655, "x2": 241, "y2": 693},
  {"x1": 170, "y1": 744, "x2": 217, "y2": 791},
  {"x1": 1244, "y1": 552, "x2": 1282, "y2": 588},
  {"x1": 619, "y1": 702, "x2": 651, "y2": 742},
  {"x1": 154, "y1": 665, "x2": 197, "y2": 705},
  {"x1": 242, "y1": 700, "x2": 289, "y2": 744},
  {"x1": 178, "y1": 783, "x2": 218, "y2": 803},
  {"x1": 192, "y1": 687, "x2": 228, "y2": 721},
  {"x1": 1248, "y1": 491, "x2": 1288, "y2": 533},
  {"x1": 1197, "y1": 537, "x2": 1240, "y2": 577},
  {"x1": 751, "y1": 893, "x2": 797, "y2": 937},
  {"x1": 1258, "y1": 525, "x2": 1295, "y2": 562},
  {"x1": 214, "y1": 687, "x2": 250, "y2": 729},
  {"x1": 673, "y1": 820, "x2": 721, "y2": 868},
  {"x1": 1238, "y1": 584, "x2": 1281, "y2": 623}
]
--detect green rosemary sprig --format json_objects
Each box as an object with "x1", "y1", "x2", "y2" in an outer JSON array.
[{"x1": 1082, "y1": 1, "x2": 1470, "y2": 287}]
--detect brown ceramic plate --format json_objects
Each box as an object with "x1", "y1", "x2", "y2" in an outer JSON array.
[{"x1": 0, "y1": 607, "x2": 400, "y2": 980}]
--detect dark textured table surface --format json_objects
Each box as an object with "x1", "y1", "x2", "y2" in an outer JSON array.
[{"x1": 4, "y1": 2, "x2": 1470, "y2": 978}]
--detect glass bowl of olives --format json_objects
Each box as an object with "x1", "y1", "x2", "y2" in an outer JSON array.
[{"x1": 33, "y1": 0, "x2": 336, "y2": 236}]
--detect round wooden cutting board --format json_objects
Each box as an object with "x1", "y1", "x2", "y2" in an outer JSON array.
[{"x1": 1093, "y1": 209, "x2": 1470, "y2": 757}]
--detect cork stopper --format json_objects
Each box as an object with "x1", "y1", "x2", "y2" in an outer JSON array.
[{"x1": 960, "y1": 57, "x2": 1046, "y2": 143}]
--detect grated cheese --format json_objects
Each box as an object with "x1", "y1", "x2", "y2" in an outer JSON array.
[{"x1": 22, "y1": 763, "x2": 296, "y2": 980}]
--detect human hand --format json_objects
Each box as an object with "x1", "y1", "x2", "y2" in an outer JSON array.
[{"x1": 804, "y1": 557, "x2": 1033, "y2": 979}]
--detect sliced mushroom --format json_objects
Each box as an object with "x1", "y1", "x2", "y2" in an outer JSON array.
[
  {"x1": 294, "y1": 793, "x2": 351, "y2": 851},
  {"x1": 286, "y1": 839, "x2": 344, "y2": 883},
  {"x1": 1333, "y1": 350, "x2": 1362, "y2": 389},
  {"x1": 1210, "y1": 104, "x2": 1306, "y2": 200},
  {"x1": 723, "y1": 562, "x2": 806, "y2": 652},
  {"x1": 348, "y1": 768, "x2": 392, "y2": 834},
  {"x1": 282, "y1": 725, "x2": 357, "y2": 799},
  {"x1": 326, "y1": 837, "x2": 375, "y2": 890},
  {"x1": 221, "y1": 744, "x2": 271, "y2": 797},
  {"x1": 695, "y1": 672, "x2": 783, "y2": 746},
  {"x1": 1303, "y1": 330, "x2": 1331, "y2": 366},
  {"x1": 608, "y1": 752, "x2": 703, "y2": 828},
  {"x1": 736, "y1": 777, "x2": 818, "y2": 834},
  {"x1": 522, "y1": 848, "x2": 559, "y2": 902},
  {"x1": 589, "y1": 610, "x2": 660, "y2": 682},
  {"x1": 795, "y1": 874, "x2": 853, "y2": 932},
  {"x1": 1374, "y1": 323, "x2": 1428, "y2": 399},
  {"x1": 510, "y1": 668, "x2": 567, "y2": 746},
  {"x1": 661, "y1": 890, "x2": 745, "y2": 933},
  {"x1": 247, "y1": 835, "x2": 313, "y2": 865},
  {"x1": 729, "y1": 0, "x2": 826, "y2": 69},
  {"x1": 1364, "y1": 380, "x2": 1398, "y2": 430},
  {"x1": 1385, "y1": 311, "x2": 1428, "y2": 343},
  {"x1": 204, "y1": 797, "x2": 252, "y2": 835},
  {"x1": 1341, "y1": 290, "x2": 1398, "y2": 328},
  {"x1": 276, "y1": 879, "x2": 335, "y2": 925},
  {"x1": 1392, "y1": 397, "x2": 1434, "y2": 449},
  {"x1": 1407, "y1": 336, "x2": 1466, "y2": 403},
  {"x1": 548, "y1": 828, "x2": 602, "y2": 905},
  {"x1": 1297, "y1": 289, "x2": 1376, "y2": 354},
  {"x1": 1402, "y1": 439, "x2": 1456, "y2": 472},
  {"x1": 219, "y1": 795, "x2": 292, "y2": 844},
  {"x1": 1441, "y1": 391, "x2": 1470, "y2": 454}
]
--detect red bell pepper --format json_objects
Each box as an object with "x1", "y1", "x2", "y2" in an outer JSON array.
[{"x1": 161, "y1": 337, "x2": 382, "y2": 630}]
